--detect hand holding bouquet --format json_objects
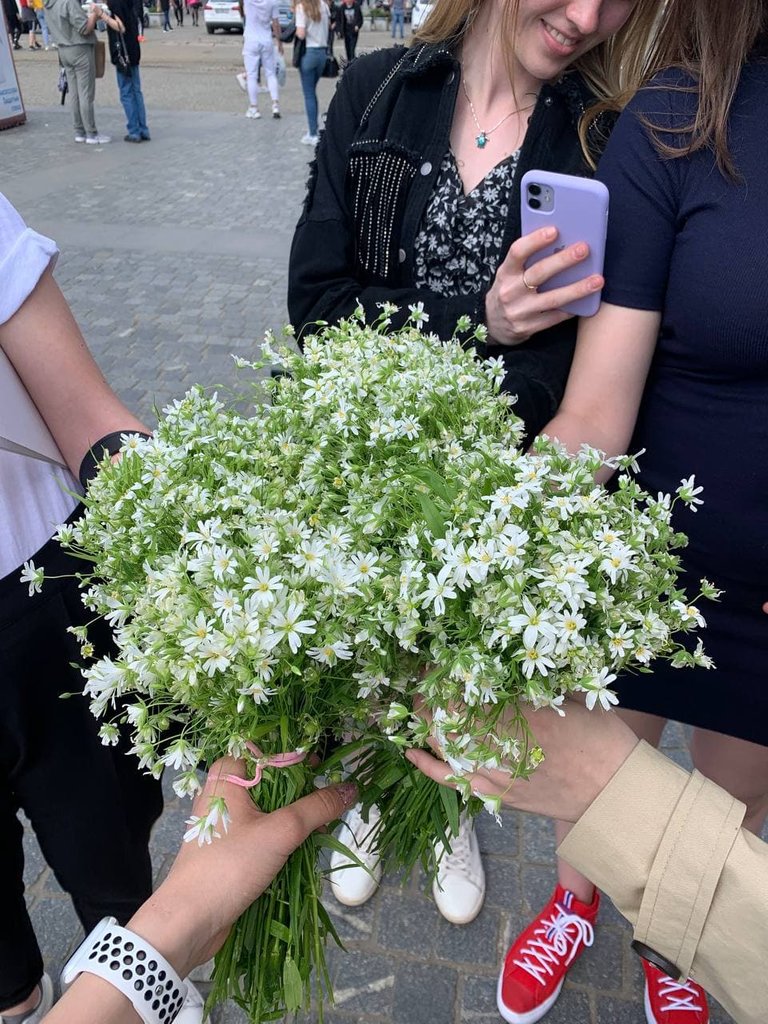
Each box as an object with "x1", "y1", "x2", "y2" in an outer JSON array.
[{"x1": 45, "y1": 309, "x2": 714, "y2": 1021}]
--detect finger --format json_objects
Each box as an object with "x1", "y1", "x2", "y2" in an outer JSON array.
[
  {"x1": 405, "y1": 748, "x2": 454, "y2": 786},
  {"x1": 503, "y1": 226, "x2": 559, "y2": 269},
  {"x1": 763, "y1": 601, "x2": 768, "y2": 615},
  {"x1": 532, "y1": 274, "x2": 604, "y2": 313},
  {"x1": 521, "y1": 242, "x2": 592, "y2": 289},
  {"x1": 272, "y1": 781, "x2": 358, "y2": 843}
]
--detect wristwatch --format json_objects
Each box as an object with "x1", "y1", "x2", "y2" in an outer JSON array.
[{"x1": 61, "y1": 917, "x2": 188, "y2": 1024}]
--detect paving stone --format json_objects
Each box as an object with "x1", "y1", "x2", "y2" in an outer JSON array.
[
  {"x1": 567, "y1": 923, "x2": 625, "y2": 994},
  {"x1": 392, "y1": 961, "x2": 456, "y2": 1024},
  {"x1": 29, "y1": 894, "x2": 82, "y2": 968},
  {"x1": 521, "y1": 813, "x2": 557, "y2": 863},
  {"x1": 329, "y1": 951, "x2": 397, "y2": 1017}
]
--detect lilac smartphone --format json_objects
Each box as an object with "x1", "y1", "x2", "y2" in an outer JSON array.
[{"x1": 520, "y1": 170, "x2": 610, "y2": 318}]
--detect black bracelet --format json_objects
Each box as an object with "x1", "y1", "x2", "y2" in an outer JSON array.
[{"x1": 78, "y1": 430, "x2": 152, "y2": 490}]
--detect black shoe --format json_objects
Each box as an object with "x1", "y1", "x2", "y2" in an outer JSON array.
[{"x1": 124, "y1": 134, "x2": 142, "y2": 142}]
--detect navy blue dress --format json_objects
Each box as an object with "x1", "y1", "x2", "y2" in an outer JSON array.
[{"x1": 596, "y1": 65, "x2": 768, "y2": 745}]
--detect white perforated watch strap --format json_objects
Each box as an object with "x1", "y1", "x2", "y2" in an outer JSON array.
[{"x1": 64, "y1": 918, "x2": 188, "y2": 1024}]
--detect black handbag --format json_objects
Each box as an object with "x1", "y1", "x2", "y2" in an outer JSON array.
[
  {"x1": 292, "y1": 35, "x2": 306, "y2": 68},
  {"x1": 321, "y1": 26, "x2": 339, "y2": 77},
  {"x1": 322, "y1": 50, "x2": 340, "y2": 77}
]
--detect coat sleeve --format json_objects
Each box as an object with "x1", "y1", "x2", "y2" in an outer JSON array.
[{"x1": 559, "y1": 741, "x2": 768, "y2": 1024}]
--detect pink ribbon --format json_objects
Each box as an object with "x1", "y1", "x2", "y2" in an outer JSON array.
[{"x1": 225, "y1": 741, "x2": 307, "y2": 789}]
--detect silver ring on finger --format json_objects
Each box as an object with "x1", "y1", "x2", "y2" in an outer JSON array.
[{"x1": 521, "y1": 269, "x2": 538, "y2": 292}]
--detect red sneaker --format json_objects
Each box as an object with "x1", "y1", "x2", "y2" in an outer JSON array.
[
  {"x1": 643, "y1": 961, "x2": 709, "y2": 1023},
  {"x1": 497, "y1": 885, "x2": 599, "y2": 1023}
]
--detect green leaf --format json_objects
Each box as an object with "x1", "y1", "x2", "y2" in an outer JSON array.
[
  {"x1": 268, "y1": 919, "x2": 291, "y2": 944},
  {"x1": 416, "y1": 491, "x2": 445, "y2": 538},
  {"x1": 282, "y1": 957, "x2": 303, "y2": 1012},
  {"x1": 439, "y1": 783, "x2": 461, "y2": 838},
  {"x1": 409, "y1": 467, "x2": 457, "y2": 503}
]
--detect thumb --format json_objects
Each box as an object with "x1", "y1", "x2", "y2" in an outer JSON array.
[{"x1": 265, "y1": 782, "x2": 358, "y2": 850}]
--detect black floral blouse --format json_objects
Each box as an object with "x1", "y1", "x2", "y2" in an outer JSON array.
[{"x1": 413, "y1": 148, "x2": 521, "y2": 296}]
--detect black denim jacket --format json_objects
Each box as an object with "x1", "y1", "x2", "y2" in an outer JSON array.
[{"x1": 288, "y1": 42, "x2": 613, "y2": 438}]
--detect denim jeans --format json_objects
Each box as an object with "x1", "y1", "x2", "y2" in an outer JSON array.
[
  {"x1": 391, "y1": 8, "x2": 404, "y2": 38},
  {"x1": 299, "y1": 46, "x2": 326, "y2": 136},
  {"x1": 116, "y1": 65, "x2": 149, "y2": 139},
  {"x1": 35, "y1": 8, "x2": 50, "y2": 47}
]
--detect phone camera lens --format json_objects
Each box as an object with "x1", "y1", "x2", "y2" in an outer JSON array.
[
  {"x1": 528, "y1": 197, "x2": 541, "y2": 210},
  {"x1": 528, "y1": 184, "x2": 542, "y2": 197}
]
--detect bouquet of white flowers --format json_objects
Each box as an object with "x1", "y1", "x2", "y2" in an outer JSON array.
[{"x1": 41, "y1": 308, "x2": 714, "y2": 1022}]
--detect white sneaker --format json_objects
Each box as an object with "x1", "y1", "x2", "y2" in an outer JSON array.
[
  {"x1": 174, "y1": 980, "x2": 205, "y2": 1023},
  {"x1": 329, "y1": 802, "x2": 382, "y2": 907},
  {"x1": 0, "y1": 973, "x2": 55, "y2": 1023},
  {"x1": 245, "y1": 106, "x2": 261, "y2": 119},
  {"x1": 85, "y1": 133, "x2": 111, "y2": 144},
  {"x1": 74, "y1": 134, "x2": 86, "y2": 143},
  {"x1": 235, "y1": 71, "x2": 247, "y2": 91},
  {"x1": 301, "y1": 133, "x2": 319, "y2": 145},
  {"x1": 432, "y1": 815, "x2": 485, "y2": 925},
  {"x1": 271, "y1": 101, "x2": 281, "y2": 119}
]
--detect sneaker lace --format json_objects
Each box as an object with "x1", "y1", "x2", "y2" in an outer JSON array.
[
  {"x1": 512, "y1": 900, "x2": 595, "y2": 986},
  {"x1": 656, "y1": 975, "x2": 704, "y2": 1012},
  {"x1": 440, "y1": 819, "x2": 473, "y2": 874}
]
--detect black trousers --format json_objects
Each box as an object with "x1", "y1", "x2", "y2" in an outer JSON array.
[{"x1": 0, "y1": 525, "x2": 163, "y2": 1009}]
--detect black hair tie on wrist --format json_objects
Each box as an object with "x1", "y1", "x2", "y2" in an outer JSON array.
[{"x1": 78, "y1": 430, "x2": 152, "y2": 490}]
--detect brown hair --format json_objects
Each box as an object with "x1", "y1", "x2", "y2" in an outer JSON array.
[
  {"x1": 633, "y1": 0, "x2": 768, "y2": 178},
  {"x1": 413, "y1": 0, "x2": 668, "y2": 164}
]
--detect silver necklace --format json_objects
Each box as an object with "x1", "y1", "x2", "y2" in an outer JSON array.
[{"x1": 461, "y1": 75, "x2": 536, "y2": 149}]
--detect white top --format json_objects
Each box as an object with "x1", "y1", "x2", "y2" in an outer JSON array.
[
  {"x1": 242, "y1": 0, "x2": 279, "y2": 43},
  {"x1": 295, "y1": 0, "x2": 329, "y2": 48},
  {"x1": 0, "y1": 192, "x2": 80, "y2": 579}
]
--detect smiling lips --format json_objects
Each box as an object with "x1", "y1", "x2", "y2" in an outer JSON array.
[{"x1": 542, "y1": 19, "x2": 581, "y2": 50}]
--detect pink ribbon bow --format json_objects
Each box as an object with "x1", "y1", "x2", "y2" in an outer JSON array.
[{"x1": 225, "y1": 741, "x2": 307, "y2": 789}]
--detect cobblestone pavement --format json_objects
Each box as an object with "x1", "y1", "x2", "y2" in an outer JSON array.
[{"x1": 4, "y1": 47, "x2": 740, "y2": 1024}]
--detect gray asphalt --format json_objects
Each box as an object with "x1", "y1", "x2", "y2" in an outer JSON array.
[{"x1": 4, "y1": 28, "x2": 737, "y2": 1024}]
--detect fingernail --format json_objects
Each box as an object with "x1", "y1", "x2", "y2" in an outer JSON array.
[
  {"x1": 336, "y1": 782, "x2": 358, "y2": 803},
  {"x1": 545, "y1": 227, "x2": 557, "y2": 239},
  {"x1": 590, "y1": 277, "x2": 603, "y2": 291},
  {"x1": 574, "y1": 244, "x2": 587, "y2": 258}
]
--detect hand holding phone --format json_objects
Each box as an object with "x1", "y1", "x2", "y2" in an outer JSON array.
[{"x1": 520, "y1": 170, "x2": 609, "y2": 318}]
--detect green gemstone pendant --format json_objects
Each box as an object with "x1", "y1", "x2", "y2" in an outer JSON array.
[{"x1": 475, "y1": 132, "x2": 488, "y2": 148}]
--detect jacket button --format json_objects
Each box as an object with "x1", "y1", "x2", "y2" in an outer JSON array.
[
  {"x1": 420, "y1": 161, "x2": 432, "y2": 176},
  {"x1": 544, "y1": 96, "x2": 553, "y2": 106},
  {"x1": 398, "y1": 248, "x2": 406, "y2": 263}
]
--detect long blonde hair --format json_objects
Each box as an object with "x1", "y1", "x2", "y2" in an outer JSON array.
[
  {"x1": 413, "y1": 0, "x2": 668, "y2": 163},
  {"x1": 300, "y1": 0, "x2": 322, "y2": 23}
]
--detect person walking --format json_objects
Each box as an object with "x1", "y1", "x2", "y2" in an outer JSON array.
[
  {"x1": 104, "y1": 0, "x2": 149, "y2": 142},
  {"x1": 172, "y1": 0, "x2": 183, "y2": 26},
  {"x1": 19, "y1": 0, "x2": 41, "y2": 48},
  {"x1": 294, "y1": 0, "x2": 328, "y2": 145},
  {"x1": 43, "y1": 0, "x2": 111, "y2": 144},
  {"x1": 2, "y1": 0, "x2": 22, "y2": 48},
  {"x1": 338, "y1": 0, "x2": 361, "y2": 62},
  {"x1": 188, "y1": 0, "x2": 200, "y2": 26},
  {"x1": 159, "y1": 0, "x2": 171, "y2": 31},
  {"x1": 389, "y1": 0, "x2": 404, "y2": 40},
  {"x1": 238, "y1": 0, "x2": 282, "y2": 119},
  {"x1": 29, "y1": 0, "x2": 53, "y2": 47}
]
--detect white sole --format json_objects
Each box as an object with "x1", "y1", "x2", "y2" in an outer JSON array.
[{"x1": 496, "y1": 972, "x2": 564, "y2": 1024}]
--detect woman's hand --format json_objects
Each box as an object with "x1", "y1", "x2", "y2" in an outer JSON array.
[
  {"x1": 127, "y1": 757, "x2": 358, "y2": 977},
  {"x1": 406, "y1": 700, "x2": 638, "y2": 823},
  {"x1": 484, "y1": 227, "x2": 604, "y2": 346}
]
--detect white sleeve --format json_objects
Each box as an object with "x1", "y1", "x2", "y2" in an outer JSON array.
[
  {"x1": 0, "y1": 193, "x2": 58, "y2": 327},
  {"x1": 295, "y1": 2, "x2": 306, "y2": 28}
]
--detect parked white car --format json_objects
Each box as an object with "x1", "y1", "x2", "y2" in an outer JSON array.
[{"x1": 203, "y1": 0, "x2": 243, "y2": 33}]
